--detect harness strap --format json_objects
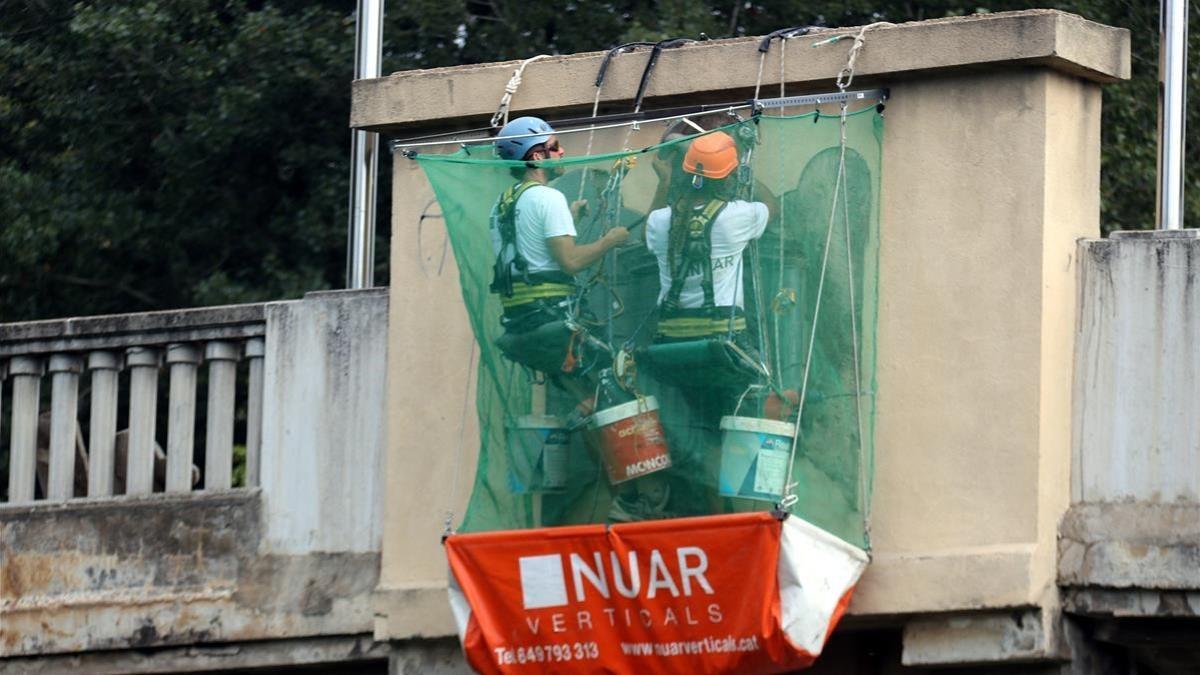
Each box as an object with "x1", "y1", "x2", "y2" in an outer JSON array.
[
  {"x1": 490, "y1": 180, "x2": 542, "y2": 296},
  {"x1": 499, "y1": 282, "x2": 574, "y2": 309},
  {"x1": 664, "y1": 198, "x2": 728, "y2": 311},
  {"x1": 657, "y1": 314, "x2": 747, "y2": 339}
]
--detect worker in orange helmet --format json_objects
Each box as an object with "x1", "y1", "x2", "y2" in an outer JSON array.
[
  {"x1": 606, "y1": 130, "x2": 772, "y2": 522},
  {"x1": 646, "y1": 130, "x2": 769, "y2": 342}
]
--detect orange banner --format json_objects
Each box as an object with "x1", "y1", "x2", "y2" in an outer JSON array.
[{"x1": 446, "y1": 512, "x2": 864, "y2": 674}]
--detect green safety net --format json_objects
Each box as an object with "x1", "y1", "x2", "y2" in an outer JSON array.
[{"x1": 412, "y1": 106, "x2": 882, "y2": 548}]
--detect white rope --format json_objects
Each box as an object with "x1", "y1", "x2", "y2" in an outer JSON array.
[
  {"x1": 780, "y1": 21, "x2": 887, "y2": 515},
  {"x1": 577, "y1": 84, "x2": 605, "y2": 202},
  {"x1": 809, "y1": 22, "x2": 895, "y2": 91},
  {"x1": 779, "y1": 36, "x2": 787, "y2": 106},
  {"x1": 752, "y1": 50, "x2": 767, "y2": 102},
  {"x1": 490, "y1": 54, "x2": 554, "y2": 129},
  {"x1": 779, "y1": 131, "x2": 844, "y2": 510},
  {"x1": 830, "y1": 21, "x2": 888, "y2": 546},
  {"x1": 841, "y1": 111, "x2": 871, "y2": 544}
]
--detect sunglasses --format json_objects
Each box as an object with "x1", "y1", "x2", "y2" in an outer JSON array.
[{"x1": 539, "y1": 140, "x2": 562, "y2": 155}]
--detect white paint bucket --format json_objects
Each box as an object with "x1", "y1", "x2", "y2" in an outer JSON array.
[
  {"x1": 507, "y1": 415, "x2": 569, "y2": 493},
  {"x1": 718, "y1": 416, "x2": 796, "y2": 502}
]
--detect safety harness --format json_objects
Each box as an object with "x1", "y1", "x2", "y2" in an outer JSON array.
[
  {"x1": 489, "y1": 180, "x2": 575, "y2": 310},
  {"x1": 657, "y1": 198, "x2": 746, "y2": 339}
]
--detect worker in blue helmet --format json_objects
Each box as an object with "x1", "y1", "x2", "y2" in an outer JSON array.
[{"x1": 489, "y1": 116, "x2": 629, "y2": 418}]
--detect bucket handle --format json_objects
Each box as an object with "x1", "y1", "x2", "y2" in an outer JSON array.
[{"x1": 732, "y1": 383, "x2": 768, "y2": 418}]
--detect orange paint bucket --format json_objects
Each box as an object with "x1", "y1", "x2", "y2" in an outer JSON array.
[{"x1": 587, "y1": 396, "x2": 672, "y2": 484}]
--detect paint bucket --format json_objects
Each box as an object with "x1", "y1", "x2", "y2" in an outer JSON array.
[
  {"x1": 587, "y1": 396, "x2": 671, "y2": 484},
  {"x1": 718, "y1": 416, "x2": 796, "y2": 501},
  {"x1": 507, "y1": 415, "x2": 569, "y2": 493}
]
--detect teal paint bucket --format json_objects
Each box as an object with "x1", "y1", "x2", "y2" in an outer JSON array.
[
  {"x1": 717, "y1": 416, "x2": 796, "y2": 502},
  {"x1": 507, "y1": 415, "x2": 570, "y2": 494}
]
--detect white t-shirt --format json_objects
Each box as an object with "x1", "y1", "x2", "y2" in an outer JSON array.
[
  {"x1": 645, "y1": 200, "x2": 769, "y2": 309},
  {"x1": 489, "y1": 183, "x2": 577, "y2": 274}
]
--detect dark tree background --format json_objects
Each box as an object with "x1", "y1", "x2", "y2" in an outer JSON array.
[{"x1": 1, "y1": 0, "x2": 1195, "y2": 321}]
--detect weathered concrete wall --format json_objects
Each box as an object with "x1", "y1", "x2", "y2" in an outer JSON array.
[
  {"x1": 260, "y1": 288, "x2": 389, "y2": 553},
  {"x1": 0, "y1": 492, "x2": 378, "y2": 659},
  {"x1": 1072, "y1": 231, "x2": 1200, "y2": 504},
  {"x1": 365, "y1": 10, "x2": 1127, "y2": 647},
  {"x1": 0, "y1": 289, "x2": 390, "y2": 662}
]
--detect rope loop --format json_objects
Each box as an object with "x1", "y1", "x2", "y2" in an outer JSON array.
[
  {"x1": 490, "y1": 54, "x2": 554, "y2": 128},
  {"x1": 811, "y1": 22, "x2": 895, "y2": 93}
]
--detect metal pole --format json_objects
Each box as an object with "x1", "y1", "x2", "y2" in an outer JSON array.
[
  {"x1": 1157, "y1": 0, "x2": 1188, "y2": 231},
  {"x1": 348, "y1": 0, "x2": 383, "y2": 288}
]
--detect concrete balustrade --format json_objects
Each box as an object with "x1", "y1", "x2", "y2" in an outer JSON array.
[
  {"x1": 0, "y1": 290, "x2": 388, "y2": 665},
  {"x1": 0, "y1": 304, "x2": 268, "y2": 503}
]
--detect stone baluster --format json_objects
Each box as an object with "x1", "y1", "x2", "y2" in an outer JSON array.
[
  {"x1": 165, "y1": 344, "x2": 201, "y2": 493},
  {"x1": 125, "y1": 347, "x2": 161, "y2": 495},
  {"x1": 244, "y1": 337, "x2": 265, "y2": 488},
  {"x1": 87, "y1": 351, "x2": 121, "y2": 497},
  {"x1": 204, "y1": 341, "x2": 238, "y2": 490},
  {"x1": 46, "y1": 354, "x2": 83, "y2": 501},
  {"x1": 7, "y1": 356, "x2": 44, "y2": 503}
]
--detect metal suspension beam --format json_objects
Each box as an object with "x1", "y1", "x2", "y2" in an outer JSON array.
[
  {"x1": 347, "y1": 0, "x2": 383, "y2": 288},
  {"x1": 1157, "y1": 0, "x2": 1188, "y2": 231},
  {"x1": 391, "y1": 89, "x2": 888, "y2": 152}
]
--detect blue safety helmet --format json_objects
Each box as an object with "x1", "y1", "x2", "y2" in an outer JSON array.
[{"x1": 495, "y1": 116, "x2": 555, "y2": 161}]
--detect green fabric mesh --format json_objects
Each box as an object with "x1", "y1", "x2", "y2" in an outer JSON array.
[{"x1": 414, "y1": 109, "x2": 882, "y2": 549}]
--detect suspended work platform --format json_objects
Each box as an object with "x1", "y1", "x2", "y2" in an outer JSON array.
[{"x1": 358, "y1": 10, "x2": 1132, "y2": 673}]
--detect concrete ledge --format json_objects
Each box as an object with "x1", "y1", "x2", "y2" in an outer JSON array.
[
  {"x1": 1059, "y1": 503, "x2": 1200, "y2": 589},
  {"x1": 902, "y1": 606, "x2": 1065, "y2": 666},
  {"x1": 351, "y1": 10, "x2": 1129, "y2": 132},
  {"x1": 389, "y1": 637, "x2": 469, "y2": 675},
  {"x1": 1064, "y1": 588, "x2": 1200, "y2": 618},
  {"x1": 0, "y1": 634, "x2": 389, "y2": 674},
  {"x1": 850, "y1": 545, "x2": 1036, "y2": 615},
  {"x1": 374, "y1": 584, "x2": 458, "y2": 641}
]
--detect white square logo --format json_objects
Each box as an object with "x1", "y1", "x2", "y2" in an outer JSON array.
[{"x1": 519, "y1": 554, "x2": 568, "y2": 609}]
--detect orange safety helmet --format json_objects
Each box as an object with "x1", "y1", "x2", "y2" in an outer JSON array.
[{"x1": 681, "y1": 131, "x2": 739, "y2": 179}]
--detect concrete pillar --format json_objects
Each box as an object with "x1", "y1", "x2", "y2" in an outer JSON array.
[
  {"x1": 6, "y1": 356, "x2": 42, "y2": 503},
  {"x1": 244, "y1": 337, "x2": 265, "y2": 488},
  {"x1": 87, "y1": 351, "x2": 122, "y2": 497},
  {"x1": 125, "y1": 347, "x2": 161, "y2": 495},
  {"x1": 46, "y1": 354, "x2": 83, "y2": 501},
  {"x1": 204, "y1": 341, "x2": 239, "y2": 490},
  {"x1": 165, "y1": 344, "x2": 201, "y2": 493}
]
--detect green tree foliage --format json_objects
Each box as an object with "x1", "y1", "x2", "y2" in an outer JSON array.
[
  {"x1": 1, "y1": 1, "x2": 355, "y2": 320},
  {"x1": 1, "y1": 1, "x2": 1194, "y2": 321}
]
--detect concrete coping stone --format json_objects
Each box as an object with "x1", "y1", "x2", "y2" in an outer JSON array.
[
  {"x1": 0, "y1": 487, "x2": 261, "y2": 519},
  {"x1": 0, "y1": 302, "x2": 268, "y2": 357},
  {"x1": 351, "y1": 9, "x2": 1130, "y2": 133},
  {"x1": 1109, "y1": 229, "x2": 1200, "y2": 240}
]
